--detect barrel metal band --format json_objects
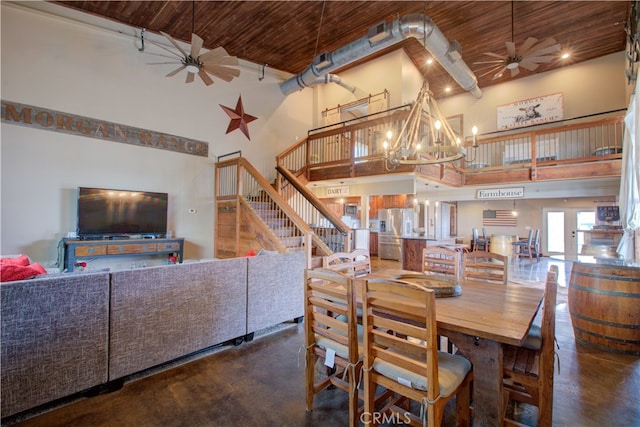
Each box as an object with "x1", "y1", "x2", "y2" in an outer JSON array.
[
  {"x1": 571, "y1": 312, "x2": 640, "y2": 330},
  {"x1": 569, "y1": 283, "x2": 640, "y2": 298}
]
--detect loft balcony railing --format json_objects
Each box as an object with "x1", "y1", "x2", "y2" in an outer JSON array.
[{"x1": 276, "y1": 108, "x2": 625, "y2": 185}]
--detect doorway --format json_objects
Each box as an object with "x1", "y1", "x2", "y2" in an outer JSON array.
[{"x1": 543, "y1": 208, "x2": 595, "y2": 258}]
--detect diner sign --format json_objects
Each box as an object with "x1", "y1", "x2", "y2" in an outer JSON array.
[
  {"x1": 476, "y1": 187, "x2": 524, "y2": 200},
  {"x1": 1, "y1": 100, "x2": 209, "y2": 157}
]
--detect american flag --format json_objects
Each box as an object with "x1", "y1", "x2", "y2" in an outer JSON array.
[{"x1": 483, "y1": 210, "x2": 517, "y2": 227}]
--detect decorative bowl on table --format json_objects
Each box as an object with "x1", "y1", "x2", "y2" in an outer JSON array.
[{"x1": 392, "y1": 273, "x2": 462, "y2": 297}]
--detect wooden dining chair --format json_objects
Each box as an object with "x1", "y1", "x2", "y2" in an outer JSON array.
[
  {"x1": 513, "y1": 228, "x2": 534, "y2": 260},
  {"x1": 422, "y1": 246, "x2": 461, "y2": 353},
  {"x1": 503, "y1": 265, "x2": 559, "y2": 427},
  {"x1": 513, "y1": 229, "x2": 540, "y2": 262},
  {"x1": 472, "y1": 228, "x2": 489, "y2": 251},
  {"x1": 461, "y1": 251, "x2": 508, "y2": 285},
  {"x1": 323, "y1": 248, "x2": 372, "y2": 277},
  {"x1": 422, "y1": 246, "x2": 461, "y2": 279},
  {"x1": 304, "y1": 268, "x2": 362, "y2": 427},
  {"x1": 361, "y1": 278, "x2": 473, "y2": 427}
]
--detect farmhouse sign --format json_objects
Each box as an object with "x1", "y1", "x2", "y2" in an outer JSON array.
[
  {"x1": 476, "y1": 187, "x2": 524, "y2": 199},
  {"x1": 1, "y1": 100, "x2": 209, "y2": 157},
  {"x1": 497, "y1": 93, "x2": 563, "y2": 130}
]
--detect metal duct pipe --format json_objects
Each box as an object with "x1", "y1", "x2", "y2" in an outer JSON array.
[
  {"x1": 280, "y1": 13, "x2": 482, "y2": 99},
  {"x1": 315, "y1": 74, "x2": 356, "y2": 93}
]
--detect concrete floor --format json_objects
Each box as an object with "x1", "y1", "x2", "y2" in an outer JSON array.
[{"x1": 4, "y1": 257, "x2": 640, "y2": 426}]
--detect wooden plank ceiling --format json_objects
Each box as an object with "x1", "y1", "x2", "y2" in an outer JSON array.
[{"x1": 55, "y1": 1, "x2": 630, "y2": 98}]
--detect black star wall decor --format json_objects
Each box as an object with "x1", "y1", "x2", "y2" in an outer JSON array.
[{"x1": 219, "y1": 96, "x2": 257, "y2": 140}]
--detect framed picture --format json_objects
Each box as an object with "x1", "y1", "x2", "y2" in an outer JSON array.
[{"x1": 497, "y1": 93, "x2": 563, "y2": 130}]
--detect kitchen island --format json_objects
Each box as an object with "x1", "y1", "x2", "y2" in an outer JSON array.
[{"x1": 401, "y1": 235, "x2": 459, "y2": 271}]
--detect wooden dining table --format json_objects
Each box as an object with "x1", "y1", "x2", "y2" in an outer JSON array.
[{"x1": 361, "y1": 268, "x2": 545, "y2": 427}]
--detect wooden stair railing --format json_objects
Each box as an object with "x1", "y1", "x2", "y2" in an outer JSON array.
[
  {"x1": 215, "y1": 157, "x2": 314, "y2": 265},
  {"x1": 216, "y1": 156, "x2": 354, "y2": 267},
  {"x1": 276, "y1": 165, "x2": 353, "y2": 257}
]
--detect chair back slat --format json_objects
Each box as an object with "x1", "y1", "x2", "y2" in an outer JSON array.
[
  {"x1": 422, "y1": 246, "x2": 461, "y2": 278},
  {"x1": 323, "y1": 248, "x2": 371, "y2": 277},
  {"x1": 461, "y1": 251, "x2": 508, "y2": 285},
  {"x1": 305, "y1": 268, "x2": 359, "y2": 361},
  {"x1": 362, "y1": 279, "x2": 439, "y2": 399},
  {"x1": 304, "y1": 267, "x2": 362, "y2": 427}
]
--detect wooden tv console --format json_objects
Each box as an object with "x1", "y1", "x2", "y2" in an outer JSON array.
[{"x1": 63, "y1": 237, "x2": 184, "y2": 272}]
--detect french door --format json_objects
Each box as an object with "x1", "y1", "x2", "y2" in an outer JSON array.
[{"x1": 543, "y1": 208, "x2": 596, "y2": 258}]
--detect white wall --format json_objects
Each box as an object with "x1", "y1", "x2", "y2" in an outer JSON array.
[
  {"x1": 438, "y1": 51, "x2": 629, "y2": 136},
  {"x1": 0, "y1": 2, "x2": 313, "y2": 265}
]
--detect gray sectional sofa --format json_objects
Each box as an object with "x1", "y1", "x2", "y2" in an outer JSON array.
[{"x1": 1, "y1": 251, "x2": 306, "y2": 419}]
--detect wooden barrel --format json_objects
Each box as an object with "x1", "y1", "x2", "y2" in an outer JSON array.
[
  {"x1": 568, "y1": 262, "x2": 640, "y2": 355},
  {"x1": 490, "y1": 234, "x2": 513, "y2": 261}
]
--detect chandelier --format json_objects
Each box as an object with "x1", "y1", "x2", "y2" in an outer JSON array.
[{"x1": 383, "y1": 78, "x2": 478, "y2": 169}]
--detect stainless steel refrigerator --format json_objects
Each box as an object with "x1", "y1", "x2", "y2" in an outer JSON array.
[{"x1": 378, "y1": 208, "x2": 414, "y2": 261}]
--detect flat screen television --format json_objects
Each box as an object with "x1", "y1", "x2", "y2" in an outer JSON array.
[{"x1": 76, "y1": 187, "x2": 168, "y2": 239}]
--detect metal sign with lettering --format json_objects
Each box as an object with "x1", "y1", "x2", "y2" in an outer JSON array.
[
  {"x1": 326, "y1": 185, "x2": 349, "y2": 196},
  {"x1": 476, "y1": 187, "x2": 524, "y2": 199},
  {"x1": 1, "y1": 100, "x2": 208, "y2": 157}
]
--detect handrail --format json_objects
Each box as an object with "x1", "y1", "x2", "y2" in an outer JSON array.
[
  {"x1": 215, "y1": 157, "x2": 316, "y2": 260},
  {"x1": 275, "y1": 109, "x2": 625, "y2": 185},
  {"x1": 230, "y1": 158, "x2": 311, "y2": 233},
  {"x1": 276, "y1": 166, "x2": 350, "y2": 235}
]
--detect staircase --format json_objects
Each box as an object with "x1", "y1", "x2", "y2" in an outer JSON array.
[
  {"x1": 246, "y1": 197, "x2": 305, "y2": 252},
  {"x1": 215, "y1": 156, "x2": 352, "y2": 267}
]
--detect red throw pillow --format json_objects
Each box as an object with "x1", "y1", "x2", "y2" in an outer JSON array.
[
  {"x1": 0, "y1": 263, "x2": 46, "y2": 282},
  {"x1": 0, "y1": 254, "x2": 30, "y2": 266},
  {"x1": 244, "y1": 249, "x2": 257, "y2": 257}
]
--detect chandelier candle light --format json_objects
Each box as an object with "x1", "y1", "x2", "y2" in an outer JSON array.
[{"x1": 383, "y1": 78, "x2": 478, "y2": 169}]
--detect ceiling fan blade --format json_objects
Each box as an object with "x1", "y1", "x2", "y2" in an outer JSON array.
[
  {"x1": 148, "y1": 61, "x2": 183, "y2": 65},
  {"x1": 199, "y1": 46, "x2": 234, "y2": 61},
  {"x1": 160, "y1": 31, "x2": 188, "y2": 58},
  {"x1": 518, "y1": 37, "x2": 538, "y2": 56},
  {"x1": 526, "y1": 44, "x2": 562, "y2": 58},
  {"x1": 165, "y1": 65, "x2": 185, "y2": 77},
  {"x1": 202, "y1": 55, "x2": 239, "y2": 67},
  {"x1": 522, "y1": 55, "x2": 556, "y2": 63},
  {"x1": 202, "y1": 65, "x2": 241, "y2": 82},
  {"x1": 519, "y1": 61, "x2": 540, "y2": 71},
  {"x1": 185, "y1": 71, "x2": 195, "y2": 84},
  {"x1": 492, "y1": 66, "x2": 508, "y2": 80},
  {"x1": 482, "y1": 52, "x2": 506, "y2": 59},
  {"x1": 473, "y1": 60, "x2": 506, "y2": 65},
  {"x1": 190, "y1": 33, "x2": 203, "y2": 58},
  {"x1": 524, "y1": 38, "x2": 560, "y2": 56},
  {"x1": 477, "y1": 64, "x2": 504, "y2": 78},
  {"x1": 505, "y1": 41, "x2": 516, "y2": 57},
  {"x1": 198, "y1": 69, "x2": 215, "y2": 86},
  {"x1": 510, "y1": 67, "x2": 520, "y2": 77}
]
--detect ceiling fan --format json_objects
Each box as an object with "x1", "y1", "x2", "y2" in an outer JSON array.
[
  {"x1": 144, "y1": 2, "x2": 240, "y2": 86},
  {"x1": 474, "y1": 2, "x2": 561, "y2": 80}
]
